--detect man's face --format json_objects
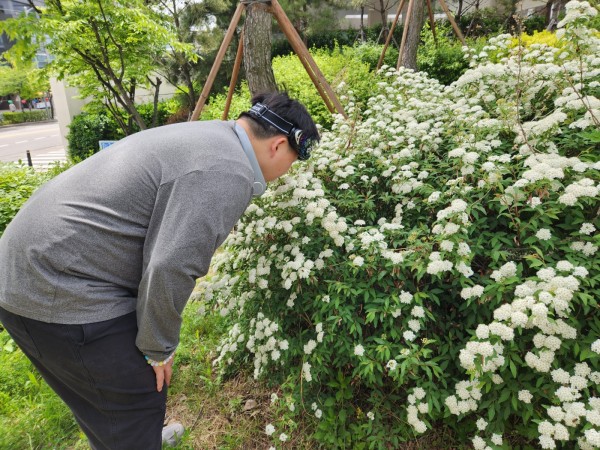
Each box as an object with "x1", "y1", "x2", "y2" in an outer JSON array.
[{"x1": 262, "y1": 138, "x2": 299, "y2": 182}]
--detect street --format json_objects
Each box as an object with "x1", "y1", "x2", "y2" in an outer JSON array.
[{"x1": 0, "y1": 122, "x2": 67, "y2": 167}]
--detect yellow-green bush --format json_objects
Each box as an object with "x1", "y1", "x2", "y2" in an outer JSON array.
[
  {"x1": 512, "y1": 30, "x2": 560, "y2": 48},
  {"x1": 201, "y1": 46, "x2": 374, "y2": 128}
]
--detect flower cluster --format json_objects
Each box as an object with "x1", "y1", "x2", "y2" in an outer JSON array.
[{"x1": 199, "y1": 2, "x2": 600, "y2": 446}]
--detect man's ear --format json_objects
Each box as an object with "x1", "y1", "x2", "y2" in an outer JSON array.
[{"x1": 269, "y1": 136, "x2": 289, "y2": 158}]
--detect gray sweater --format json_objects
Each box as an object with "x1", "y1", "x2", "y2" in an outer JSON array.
[{"x1": 0, "y1": 120, "x2": 257, "y2": 360}]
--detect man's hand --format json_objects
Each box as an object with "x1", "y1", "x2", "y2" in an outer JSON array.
[{"x1": 152, "y1": 355, "x2": 175, "y2": 392}]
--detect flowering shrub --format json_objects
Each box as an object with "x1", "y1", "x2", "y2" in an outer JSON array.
[{"x1": 200, "y1": 2, "x2": 600, "y2": 448}]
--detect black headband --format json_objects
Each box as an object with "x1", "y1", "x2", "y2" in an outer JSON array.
[{"x1": 247, "y1": 103, "x2": 313, "y2": 160}]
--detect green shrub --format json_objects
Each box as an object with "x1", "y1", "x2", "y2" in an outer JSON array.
[
  {"x1": 201, "y1": 6, "x2": 600, "y2": 449},
  {"x1": 68, "y1": 99, "x2": 186, "y2": 161},
  {"x1": 200, "y1": 82, "x2": 254, "y2": 121},
  {"x1": 272, "y1": 46, "x2": 374, "y2": 127},
  {"x1": 1, "y1": 110, "x2": 49, "y2": 125},
  {"x1": 352, "y1": 42, "x2": 398, "y2": 71},
  {"x1": 458, "y1": 8, "x2": 507, "y2": 37},
  {"x1": 272, "y1": 24, "x2": 405, "y2": 58},
  {"x1": 0, "y1": 164, "x2": 45, "y2": 236},
  {"x1": 0, "y1": 161, "x2": 71, "y2": 236},
  {"x1": 66, "y1": 112, "x2": 123, "y2": 161},
  {"x1": 134, "y1": 98, "x2": 182, "y2": 131},
  {"x1": 417, "y1": 24, "x2": 470, "y2": 85},
  {"x1": 201, "y1": 46, "x2": 374, "y2": 129},
  {"x1": 523, "y1": 15, "x2": 548, "y2": 33}
]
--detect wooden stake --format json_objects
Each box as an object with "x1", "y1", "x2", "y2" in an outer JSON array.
[
  {"x1": 397, "y1": 0, "x2": 415, "y2": 69},
  {"x1": 269, "y1": 0, "x2": 346, "y2": 117},
  {"x1": 191, "y1": 2, "x2": 245, "y2": 121},
  {"x1": 426, "y1": 0, "x2": 437, "y2": 45},
  {"x1": 437, "y1": 0, "x2": 465, "y2": 44},
  {"x1": 190, "y1": 0, "x2": 346, "y2": 121},
  {"x1": 377, "y1": 0, "x2": 407, "y2": 70},
  {"x1": 223, "y1": 29, "x2": 245, "y2": 121}
]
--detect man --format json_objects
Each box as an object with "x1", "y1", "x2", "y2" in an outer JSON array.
[{"x1": 0, "y1": 92, "x2": 318, "y2": 449}]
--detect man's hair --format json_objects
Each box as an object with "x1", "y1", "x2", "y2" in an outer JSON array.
[{"x1": 239, "y1": 92, "x2": 319, "y2": 145}]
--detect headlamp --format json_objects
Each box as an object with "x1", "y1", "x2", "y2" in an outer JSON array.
[{"x1": 248, "y1": 103, "x2": 313, "y2": 160}]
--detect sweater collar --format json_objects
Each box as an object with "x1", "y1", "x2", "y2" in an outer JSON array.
[{"x1": 232, "y1": 121, "x2": 266, "y2": 197}]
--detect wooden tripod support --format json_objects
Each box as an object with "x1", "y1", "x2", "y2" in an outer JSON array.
[
  {"x1": 377, "y1": 0, "x2": 465, "y2": 71},
  {"x1": 190, "y1": 0, "x2": 347, "y2": 122}
]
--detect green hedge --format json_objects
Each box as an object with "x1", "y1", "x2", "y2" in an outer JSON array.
[
  {"x1": 1, "y1": 111, "x2": 50, "y2": 125},
  {"x1": 66, "y1": 112, "x2": 123, "y2": 161},
  {"x1": 0, "y1": 162, "x2": 71, "y2": 237},
  {"x1": 67, "y1": 99, "x2": 182, "y2": 161}
]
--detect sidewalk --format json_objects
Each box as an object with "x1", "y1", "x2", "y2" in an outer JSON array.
[{"x1": 10, "y1": 145, "x2": 68, "y2": 170}]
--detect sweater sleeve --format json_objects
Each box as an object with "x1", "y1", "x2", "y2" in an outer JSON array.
[{"x1": 135, "y1": 169, "x2": 252, "y2": 360}]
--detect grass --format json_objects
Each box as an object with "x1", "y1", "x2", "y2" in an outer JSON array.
[
  {"x1": 0, "y1": 303, "x2": 314, "y2": 450},
  {"x1": 1, "y1": 303, "x2": 465, "y2": 449}
]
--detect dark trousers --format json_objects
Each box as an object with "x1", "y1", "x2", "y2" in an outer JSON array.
[{"x1": 0, "y1": 307, "x2": 167, "y2": 450}]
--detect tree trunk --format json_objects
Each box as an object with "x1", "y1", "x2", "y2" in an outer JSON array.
[
  {"x1": 243, "y1": 3, "x2": 277, "y2": 97},
  {"x1": 379, "y1": 0, "x2": 388, "y2": 42},
  {"x1": 456, "y1": 0, "x2": 463, "y2": 21},
  {"x1": 398, "y1": 0, "x2": 426, "y2": 70}
]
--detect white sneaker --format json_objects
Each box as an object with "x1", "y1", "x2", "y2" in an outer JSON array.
[{"x1": 162, "y1": 422, "x2": 185, "y2": 447}]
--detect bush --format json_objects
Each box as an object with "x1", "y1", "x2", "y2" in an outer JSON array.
[
  {"x1": 1, "y1": 110, "x2": 49, "y2": 125},
  {"x1": 202, "y1": 45, "x2": 374, "y2": 129},
  {"x1": 200, "y1": 4, "x2": 600, "y2": 449},
  {"x1": 66, "y1": 112, "x2": 122, "y2": 161},
  {"x1": 0, "y1": 162, "x2": 71, "y2": 236},
  {"x1": 200, "y1": 82, "x2": 254, "y2": 121},
  {"x1": 68, "y1": 98, "x2": 184, "y2": 160},
  {"x1": 417, "y1": 24, "x2": 470, "y2": 85},
  {"x1": 352, "y1": 42, "x2": 398, "y2": 71},
  {"x1": 458, "y1": 8, "x2": 507, "y2": 37},
  {"x1": 133, "y1": 98, "x2": 182, "y2": 131},
  {"x1": 272, "y1": 24, "x2": 405, "y2": 58},
  {"x1": 271, "y1": 46, "x2": 374, "y2": 127}
]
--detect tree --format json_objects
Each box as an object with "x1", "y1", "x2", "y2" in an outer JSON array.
[
  {"x1": 1, "y1": 0, "x2": 194, "y2": 135},
  {"x1": 0, "y1": 64, "x2": 49, "y2": 101},
  {"x1": 150, "y1": 0, "x2": 232, "y2": 115},
  {"x1": 398, "y1": 0, "x2": 426, "y2": 70},
  {"x1": 243, "y1": 3, "x2": 277, "y2": 96}
]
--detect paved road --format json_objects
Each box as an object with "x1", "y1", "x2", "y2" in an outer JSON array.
[{"x1": 0, "y1": 122, "x2": 67, "y2": 168}]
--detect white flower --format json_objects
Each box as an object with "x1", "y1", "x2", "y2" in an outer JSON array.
[
  {"x1": 403, "y1": 330, "x2": 416, "y2": 341},
  {"x1": 536, "y1": 228, "x2": 552, "y2": 241},
  {"x1": 518, "y1": 390, "x2": 533, "y2": 403},
  {"x1": 491, "y1": 434, "x2": 503, "y2": 445},
  {"x1": 472, "y1": 436, "x2": 486, "y2": 450},
  {"x1": 315, "y1": 409, "x2": 322, "y2": 419},
  {"x1": 386, "y1": 359, "x2": 398, "y2": 371},
  {"x1": 400, "y1": 291, "x2": 413, "y2": 303},
  {"x1": 265, "y1": 424, "x2": 275, "y2": 435},
  {"x1": 580, "y1": 222, "x2": 596, "y2": 235},
  {"x1": 476, "y1": 417, "x2": 488, "y2": 430},
  {"x1": 279, "y1": 432, "x2": 288, "y2": 442},
  {"x1": 490, "y1": 261, "x2": 517, "y2": 282},
  {"x1": 354, "y1": 344, "x2": 365, "y2": 356},
  {"x1": 591, "y1": 339, "x2": 600, "y2": 354},
  {"x1": 367, "y1": 411, "x2": 375, "y2": 421},
  {"x1": 353, "y1": 256, "x2": 365, "y2": 267},
  {"x1": 302, "y1": 362, "x2": 312, "y2": 382},
  {"x1": 539, "y1": 434, "x2": 556, "y2": 449}
]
